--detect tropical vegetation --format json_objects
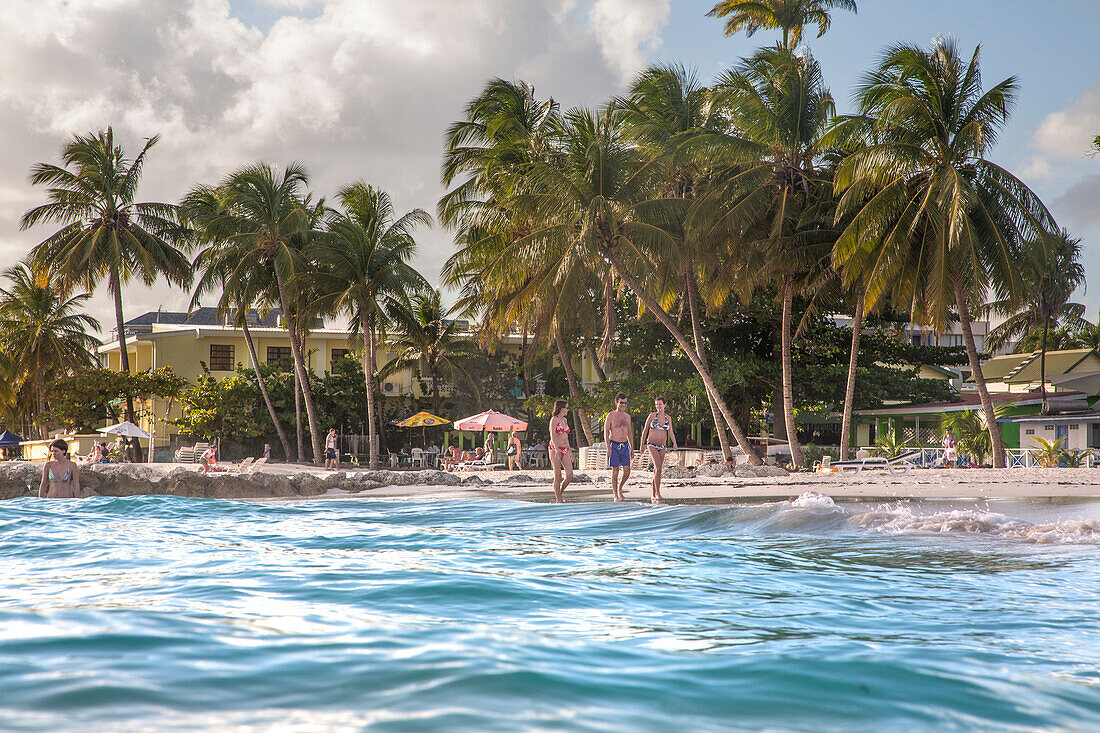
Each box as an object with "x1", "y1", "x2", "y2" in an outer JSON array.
[{"x1": 6, "y1": 6, "x2": 1088, "y2": 470}]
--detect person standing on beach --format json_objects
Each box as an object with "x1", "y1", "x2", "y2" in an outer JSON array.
[
  {"x1": 506, "y1": 428, "x2": 522, "y2": 471},
  {"x1": 603, "y1": 393, "x2": 633, "y2": 501},
  {"x1": 484, "y1": 431, "x2": 495, "y2": 463},
  {"x1": 942, "y1": 427, "x2": 958, "y2": 468},
  {"x1": 639, "y1": 397, "x2": 677, "y2": 504},
  {"x1": 548, "y1": 399, "x2": 574, "y2": 503},
  {"x1": 39, "y1": 439, "x2": 80, "y2": 498},
  {"x1": 325, "y1": 428, "x2": 339, "y2": 469}
]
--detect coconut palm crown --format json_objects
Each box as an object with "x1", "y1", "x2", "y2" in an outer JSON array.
[{"x1": 707, "y1": 0, "x2": 857, "y2": 50}]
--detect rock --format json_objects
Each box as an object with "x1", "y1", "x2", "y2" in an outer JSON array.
[
  {"x1": 661, "y1": 465, "x2": 693, "y2": 479},
  {"x1": 734, "y1": 465, "x2": 790, "y2": 478},
  {"x1": 695, "y1": 464, "x2": 731, "y2": 478},
  {"x1": 571, "y1": 473, "x2": 593, "y2": 483}
]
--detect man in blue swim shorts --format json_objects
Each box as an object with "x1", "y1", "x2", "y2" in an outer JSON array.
[{"x1": 603, "y1": 393, "x2": 633, "y2": 502}]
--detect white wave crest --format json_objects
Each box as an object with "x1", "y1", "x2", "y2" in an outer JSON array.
[
  {"x1": 791, "y1": 492, "x2": 836, "y2": 509},
  {"x1": 850, "y1": 505, "x2": 1100, "y2": 545}
]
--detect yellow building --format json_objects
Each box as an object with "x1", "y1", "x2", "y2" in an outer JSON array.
[{"x1": 97, "y1": 308, "x2": 576, "y2": 452}]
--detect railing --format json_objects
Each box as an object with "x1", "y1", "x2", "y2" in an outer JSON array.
[{"x1": 1004, "y1": 448, "x2": 1098, "y2": 468}]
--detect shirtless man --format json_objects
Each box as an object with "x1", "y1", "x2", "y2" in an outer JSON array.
[{"x1": 603, "y1": 393, "x2": 633, "y2": 501}]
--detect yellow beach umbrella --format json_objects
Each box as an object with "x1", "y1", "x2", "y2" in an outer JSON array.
[
  {"x1": 396, "y1": 411, "x2": 450, "y2": 428},
  {"x1": 395, "y1": 411, "x2": 451, "y2": 451}
]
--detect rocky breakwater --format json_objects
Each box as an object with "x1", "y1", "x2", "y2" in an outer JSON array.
[{"x1": 0, "y1": 463, "x2": 467, "y2": 501}]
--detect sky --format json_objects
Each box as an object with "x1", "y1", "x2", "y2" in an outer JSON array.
[{"x1": 2, "y1": 0, "x2": 1099, "y2": 333}]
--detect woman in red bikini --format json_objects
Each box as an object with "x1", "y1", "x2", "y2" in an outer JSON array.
[{"x1": 547, "y1": 399, "x2": 573, "y2": 503}]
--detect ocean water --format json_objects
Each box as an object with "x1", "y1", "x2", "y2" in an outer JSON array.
[{"x1": 2, "y1": 493, "x2": 1100, "y2": 732}]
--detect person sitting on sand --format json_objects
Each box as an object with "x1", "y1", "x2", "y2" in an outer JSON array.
[
  {"x1": 640, "y1": 396, "x2": 677, "y2": 504},
  {"x1": 39, "y1": 439, "x2": 80, "y2": 499},
  {"x1": 199, "y1": 444, "x2": 220, "y2": 475}
]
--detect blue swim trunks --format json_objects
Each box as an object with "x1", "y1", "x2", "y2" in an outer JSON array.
[{"x1": 608, "y1": 441, "x2": 631, "y2": 468}]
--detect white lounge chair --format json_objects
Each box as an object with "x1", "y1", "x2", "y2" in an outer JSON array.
[
  {"x1": 227, "y1": 457, "x2": 255, "y2": 475},
  {"x1": 833, "y1": 451, "x2": 919, "y2": 476}
]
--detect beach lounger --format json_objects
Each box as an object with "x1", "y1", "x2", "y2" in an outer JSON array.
[
  {"x1": 833, "y1": 451, "x2": 919, "y2": 476},
  {"x1": 242, "y1": 456, "x2": 267, "y2": 475},
  {"x1": 227, "y1": 457, "x2": 255, "y2": 475}
]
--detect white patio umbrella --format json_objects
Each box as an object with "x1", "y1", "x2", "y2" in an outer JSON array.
[{"x1": 98, "y1": 421, "x2": 152, "y2": 463}]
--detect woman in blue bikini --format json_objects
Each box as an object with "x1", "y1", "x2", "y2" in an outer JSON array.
[
  {"x1": 547, "y1": 399, "x2": 573, "y2": 503},
  {"x1": 39, "y1": 439, "x2": 81, "y2": 499},
  {"x1": 639, "y1": 397, "x2": 677, "y2": 504}
]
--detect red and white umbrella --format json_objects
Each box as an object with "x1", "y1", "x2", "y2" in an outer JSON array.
[{"x1": 452, "y1": 410, "x2": 528, "y2": 432}]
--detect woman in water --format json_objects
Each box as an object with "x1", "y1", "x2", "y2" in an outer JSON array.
[
  {"x1": 38, "y1": 439, "x2": 81, "y2": 498},
  {"x1": 547, "y1": 399, "x2": 573, "y2": 503},
  {"x1": 639, "y1": 396, "x2": 677, "y2": 504}
]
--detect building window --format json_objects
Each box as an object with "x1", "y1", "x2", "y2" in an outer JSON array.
[
  {"x1": 267, "y1": 346, "x2": 293, "y2": 365},
  {"x1": 1025, "y1": 429, "x2": 1035, "y2": 435},
  {"x1": 1070, "y1": 424, "x2": 1079, "y2": 431},
  {"x1": 209, "y1": 344, "x2": 234, "y2": 371},
  {"x1": 332, "y1": 348, "x2": 351, "y2": 361},
  {"x1": 1043, "y1": 425, "x2": 1055, "y2": 431}
]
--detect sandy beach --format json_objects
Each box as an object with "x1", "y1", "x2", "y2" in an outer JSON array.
[{"x1": 7, "y1": 460, "x2": 1100, "y2": 503}]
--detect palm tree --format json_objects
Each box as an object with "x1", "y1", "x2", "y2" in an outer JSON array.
[
  {"x1": 21, "y1": 127, "x2": 191, "y2": 456},
  {"x1": 707, "y1": 0, "x2": 857, "y2": 50},
  {"x1": 618, "y1": 63, "x2": 740, "y2": 462},
  {"x1": 986, "y1": 228, "x2": 1085, "y2": 408},
  {"x1": 380, "y1": 289, "x2": 480, "y2": 414},
  {"x1": 697, "y1": 45, "x2": 838, "y2": 467},
  {"x1": 832, "y1": 40, "x2": 1056, "y2": 467},
  {"x1": 0, "y1": 264, "x2": 100, "y2": 436},
  {"x1": 440, "y1": 79, "x2": 605, "y2": 446},
  {"x1": 194, "y1": 163, "x2": 326, "y2": 463},
  {"x1": 309, "y1": 182, "x2": 430, "y2": 468},
  {"x1": 183, "y1": 184, "x2": 296, "y2": 461},
  {"x1": 506, "y1": 105, "x2": 764, "y2": 463}
]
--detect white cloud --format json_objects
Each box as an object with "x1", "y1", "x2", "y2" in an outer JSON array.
[
  {"x1": 0, "y1": 0, "x2": 671, "y2": 332},
  {"x1": 1021, "y1": 83, "x2": 1100, "y2": 179},
  {"x1": 588, "y1": 0, "x2": 671, "y2": 84}
]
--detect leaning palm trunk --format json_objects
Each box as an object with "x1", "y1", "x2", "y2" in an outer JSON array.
[
  {"x1": 586, "y1": 344, "x2": 608, "y2": 383},
  {"x1": 780, "y1": 277, "x2": 804, "y2": 468},
  {"x1": 362, "y1": 326, "x2": 380, "y2": 468},
  {"x1": 839, "y1": 287, "x2": 865, "y2": 461},
  {"x1": 606, "y1": 250, "x2": 762, "y2": 465},
  {"x1": 687, "y1": 271, "x2": 733, "y2": 462},
  {"x1": 554, "y1": 327, "x2": 594, "y2": 447},
  {"x1": 274, "y1": 269, "x2": 324, "y2": 464},
  {"x1": 956, "y1": 284, "x2": 1005, "y2": 468},
  {"x1": 243, "y1": 319, "x2": 293, "y2": 460},
  {"x1": 110, "y1": 263, "x2": 141, "y2": 462}
]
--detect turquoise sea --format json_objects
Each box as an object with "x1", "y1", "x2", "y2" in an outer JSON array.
[{"x1": 2, "y1": 493, "x2": 1100, "y2": 732}]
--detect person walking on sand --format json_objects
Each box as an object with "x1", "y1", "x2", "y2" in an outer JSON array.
[
  {"x1": 548, "y1": 399, "x2": 574, "y2": 503},
  {"x1": 942, "y1": 427, "x2": 958, "y2": 468},
  {"x1": 39, "y1": 439, "x2": 80, "y2": 499},
  {"x1": 639, "y1": 397, "x2": 677, "y2": 504},
  {"x1": 506, "y1": 428, "x2": 522, "y2": 471},
  {"x1": 603, "y1": 393, "x2": 633, "y2": 501},
  {"x1": 325, "y1": 428, "x2": 339, "y2": 470}
]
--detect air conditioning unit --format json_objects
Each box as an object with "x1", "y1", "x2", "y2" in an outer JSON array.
[{"x1": 383, "y1": 382, "x2": 395, "y2": 393}]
